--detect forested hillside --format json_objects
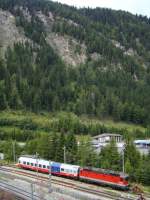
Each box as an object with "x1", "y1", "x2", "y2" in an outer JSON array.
[{"x1": 0, "y1": 0, "x2": 150, "y2": 125}]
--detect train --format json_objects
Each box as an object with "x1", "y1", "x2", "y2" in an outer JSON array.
[{"x1": 17, "y1": 155, "x2": 129, "y2": 190}]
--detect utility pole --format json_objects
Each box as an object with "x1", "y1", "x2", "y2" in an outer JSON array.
[
  {"x1": 48, "y1": 160, "x2": 52, "y2": 193},
  {"x1": 36, "y1": 152, "x2": 39, "y2": 182},
  {"x1": 63, "y1": 146, "x2": 66, "y2": 163},
  {"x1": 122, "y1": 145, "x2": 126, "y2": 173},
  {"x1": 12, "y1": 141, "x2": 16, "y2": 164},
  {"x1": 31, "y1": 182, "x2": 34, "y2": 200},
  {"x1": 12, "y1": 128, "x2": 16, "y2": 164}
]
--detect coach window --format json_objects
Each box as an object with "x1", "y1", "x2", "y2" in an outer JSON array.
[
  {"x1": 43, "y1": 165, "x2": 46, "y2": 168},
  {"x1": 27, "y1": 162, "x2": 30, "y2": 165},
  {"x1": 61, "y1": 168, "x2": 64, "y2": 171},
  {"x1": 31, "y1": 163, "x2": 34, "y2": 166},
  {"x1": 47, "y1": 166, "x2": 49, "y2": 169},
  {"x1": 39, "y1": 164, "x2": 42, "y2": 168},
  {"x1": 23, "y1": 161, "x2": 26, "y2": 165},
  {"x1": 35, "y1": 164, "x2": 37, "y2": 167}
]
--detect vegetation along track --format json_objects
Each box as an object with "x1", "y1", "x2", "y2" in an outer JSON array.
[{"x1": 0, "y1": 166, "x2": 136, "y2": 200}]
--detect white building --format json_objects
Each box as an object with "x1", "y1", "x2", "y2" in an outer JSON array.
[
  {"x1": 134, "y1": 140, "x2": 150, "y2": 155},
  {"x1": 92, "y1": 133, "x2": 125, "y2": 153}
]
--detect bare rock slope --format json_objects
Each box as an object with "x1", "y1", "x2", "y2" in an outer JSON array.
[{"x1": 0, "y1": 9, "x2": 27, "y2": 54}]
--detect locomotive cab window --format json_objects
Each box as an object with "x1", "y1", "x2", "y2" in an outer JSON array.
[{"x1": 61, "y1": 168, "x2": 64, "y2": 171}]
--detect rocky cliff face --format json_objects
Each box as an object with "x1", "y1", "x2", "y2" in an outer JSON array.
[
  {"x1": 0, "y1": 8, "x2": 87, "y2": 66},
  {"x1": 0, "y1": 9, "x2": 27, "y2": 55}
]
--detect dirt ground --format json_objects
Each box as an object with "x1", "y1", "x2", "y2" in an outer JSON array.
[{"x1": 0, "y1": 190, "x2": 20, "y2": 200}]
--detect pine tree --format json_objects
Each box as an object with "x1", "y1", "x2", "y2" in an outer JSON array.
[
  {"x1": 55, "y1": 132, "x2": 66, "y2": 162},
  {"x1": 77, "y1": 136, "x2": 98, "y2": 167},
  {"x1": 49, "y1": 132, "x2": 58, "y2": 160},
  {"x1": 99, "y1": 140, "x2": 121, "y2": 171},
  {"x1": 37, "y1": 134, "x2": 51, "y2": 159},
  {"x1": 66, "y1": 132, "x2": 77, "y2": 164},
  {"x1": 125, "y1": 158, "x2": 132, "y2": 174},
  {"x1": 0, "y1": 81, "x2": 7, "y2": 110}
]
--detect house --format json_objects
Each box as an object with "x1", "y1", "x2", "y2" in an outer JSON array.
[{"x1": 92, "y1": 133, "x2": 125, "y2": 153}]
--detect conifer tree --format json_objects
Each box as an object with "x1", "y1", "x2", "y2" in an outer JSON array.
[
  {"x1": 66, "y1": 132, "x2": 77, "y2": 164},
  {"x1": 55, "y1": 132, "x2": 66, "y2": 162}
]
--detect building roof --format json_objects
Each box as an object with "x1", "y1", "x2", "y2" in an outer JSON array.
[
  {"x1": 134, "y1": 140, "x2": 150, "y2": 145},
  {"x1": 92, "y1": 133, "x2": 122, "y2": 139}
]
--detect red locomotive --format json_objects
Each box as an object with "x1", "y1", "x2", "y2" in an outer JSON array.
[{"x1": 79, "y1": 167, "x2": 129, "y2": 190}]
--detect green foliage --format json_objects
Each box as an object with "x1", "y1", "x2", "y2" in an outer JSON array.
[
  {"x1": 0, "y1": 0, "x2": 149, "y2": 125},
  {"x1": 77, "y1": 136, "x2": 98, "y2": 167},
  {"x1": 37, "y1": 133, "x2": 51, "y2": 159},
  {"x1": 125, "y1": 159, "x2": 132, "y2": 174},
  {"x1": 2, "y1": 140, "x2": 21, "y2": 161},
  {"x1": 99, "y1": 140, "x2": 121, "y2": 171},
  {"x1": 55, "y1": 132, "x2": 65, "y2": 162},
  {"x1": 65, "y1": 132, "x2": 77, "y2": 164},
  {"x1": 135, "y1": 155, "x2": 150, "y2": 185},
  {"x1": 0, "y1": 110, "x2": 147, "y2": 143}
]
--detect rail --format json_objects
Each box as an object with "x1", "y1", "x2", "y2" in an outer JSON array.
[{"x1": 0, "y1": 180, "x2": 40, "y2": 200}]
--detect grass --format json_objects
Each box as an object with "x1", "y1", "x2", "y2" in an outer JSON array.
[
  {"x1": 0, "y1": 110, "x2": 146, "y2": 139},
  {"x1": 81, "y1": 116, "x2": 146, "y2": 133},
  {"x1": 98, "y1": 119, "x2": 145, "y2": 133},
  {"x1": 0, "y1": 110, "x2": 58, "y2": 126}
]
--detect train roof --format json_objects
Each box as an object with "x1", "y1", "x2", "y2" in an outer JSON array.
[
  {"x1": 19, "y1": 155, "x2": 51, "y2": 165},
  {"x1": 82, "y1": 166, "x2": 128, "y2": 178},
  {"x1": 61, "y1": 163, "x2": 80, "y2": 169},
  {"x1": 19, "y1": 156, "x2": 80, "y2": 169}
]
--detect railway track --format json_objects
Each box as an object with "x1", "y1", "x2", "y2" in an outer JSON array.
[
  {"x1": 0, "y1": 166, "x2": 136, "y2": 200},
  {"x1": 0, "y1": 180, "x2": 40, "y2": 200}
]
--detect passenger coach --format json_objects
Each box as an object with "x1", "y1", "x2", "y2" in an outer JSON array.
[{"x1": 18, "y1": 156, "x2": 80, "y2": 178}]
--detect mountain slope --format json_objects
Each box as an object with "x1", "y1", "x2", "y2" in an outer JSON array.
[{"x1": 0, "y1": 0, "x2": 150, "y2": 125}]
